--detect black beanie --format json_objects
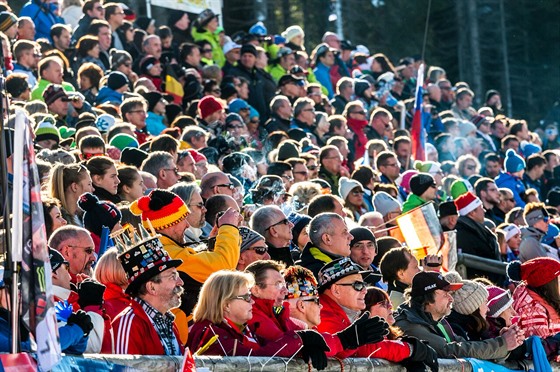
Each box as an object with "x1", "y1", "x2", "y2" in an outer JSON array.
[
  {"x1": 350, "y1": 227, "x2": 376, "y2": 247},
  {"x1": 121, "y1": 147, "x2": 148, "y2": 168},
  {"x1": 107, "y1": 71, "x2": 129, "y2": 90},
  {"x1": 410, "y1": 173, "x2": 436, "y2": 196},
  {"x1": 78, "y1": 193, "x2": 122, "y2": 237}
]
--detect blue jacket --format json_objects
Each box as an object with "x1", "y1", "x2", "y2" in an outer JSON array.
[
  {"x1": 20, "y1": 0, "x2": 65, "y2": 41},
  {"x1": 495, "y1": 171, "x2": 526, "y2": 208},
  {"x1": 59, "y1": 323, "x2": 88, "y2": 354},
  {"x1": 145, "y1": 112, "x2": 167, "y2": 136},
  {"x1": 95, "y1": 86, "x2": 123, "y2": 106},
  {"x1": 0, "y1": 311, "x2": 32, "y2": 352},
  {"x1": 313, "y1": 62, "x2": 334, "y2": 98}
]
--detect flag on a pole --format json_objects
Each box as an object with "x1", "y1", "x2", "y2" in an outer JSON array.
[
  {"x1": 411, "y1": 64, "x2": 426, "y2": 161},
  {"x1": 13, "y1": 110, "x2": 61, "y2": 370},
  {"x1": 165, "y1": 64, "x2": 184, "y2": 105}
]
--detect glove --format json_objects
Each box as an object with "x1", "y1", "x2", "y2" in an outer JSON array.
[
  {"x1": 401, "y1": 336, "x2": 439, "y2": 372},
  {"x1": 55, "y1": 300, "x2": 73, "y2": 322},
  {"x1": 77, "y1": 278, "x2": 106, "y2": 309},
  {"x1": 296, "y1": 329, "x2": 330, "y2": 371},
  {"x1": 335, "y1": 312, "x2": 389, "y2": 349},
  {"x1": 67, "y1": 310, "x2": 94, "y2": 337}
]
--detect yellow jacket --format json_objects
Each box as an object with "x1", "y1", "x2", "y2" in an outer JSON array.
[{"x1": 160, "y1": 224, "x2": 240, "y2": 343}]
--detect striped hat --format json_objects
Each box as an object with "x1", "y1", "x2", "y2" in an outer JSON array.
[
  {"x1": 0, "y1": 12, "x2": 17, "y2": 33},
  {"x1": 450, "y1": 179, "x2": 474, "y2": 200},
  {"x1": 486, "y1": 286, "x2": 513, "y2": 318},
  {"x1": 34, "y1": 117, "x2": 60, "y2": 144},
  {"x1": 130, "y1": 189, "x2": 190, "y2": 231}
]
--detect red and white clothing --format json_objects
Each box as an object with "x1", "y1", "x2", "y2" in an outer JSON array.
[
  {"x1": 113, "y1": 298, "x2": 184, "y2": 355},
  {"x1": 316, "y1": 293, "x2": 412, "y2": 361},
  {"x1": 102, "y1": 282, "x2": 131, "y2": 320},
  {"x1": 513, "y1": 283, "x2": 560, "y2": 339}
]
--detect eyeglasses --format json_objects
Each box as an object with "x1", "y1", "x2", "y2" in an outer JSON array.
[
  {"x1": 302, "y1": 297, "x2": 320, "y2": 306},
  {"x1": 258, "y1": 281, "x2": 287, "y2": 290},
  {"x1": 440, "y1": 86, "x2": 452, "y2": 91},
  {"x1": 336, "y1": 281, "x2": 367, "y2": 292},
  {"x1": 94, "y1": 6, "x2": 104, "y2": 11},
  {"x1": 302, "y1": 108, "x2": 316, "y2": 113},
  {"x1": 293, "y1": 171, "x2": 309, "y2": 176},
  {"x1": 248, "y1": 246, "x2": 268, "y2": 255},
  {"x1": 281, "y1": 175, "x2": 294, "y2": 182},
  {"x1": 239, "y1": 107, "x2": 250, "y2": 111},
  {"x1": 228, "y1": 124, "x2": 245, "y2": 129},
  {"x1": 67, "y1": 245, "x2": 95, "y2": 255},
  {"x1": 163, "y1": 167, "x2": 180, "y2": 175},
  {"x1": 188, "y1": 202, "x2": 205, "y2": 209},
  {"x1": 373, "y1": 300, "x2": 392, "y2": 309},
  {"x1": 214, "y1": 183, "x2": 235, "y2": 190},
  {"x1": 161, "y1": 271, "x2": 180, "y2": 281},
  {"x1": 129, "y1": 109, "x2": 147, "y2": 115},
  {"x1": 543, "y1": 216, "x2": 550, "y2": 223},
  {"x1": 265, "y1": 218, "x2": 290, "y2": 231},
  {"x1": 466, "y1": 165, "x2": 477, "y2": 170},
  {"x1": 233, "y1": 293, "x2": 252, "y2": 303}
]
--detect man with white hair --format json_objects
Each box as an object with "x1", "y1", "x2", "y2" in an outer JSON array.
[{"x1": 250, "y1": 205, "x2": 294, "y2": 267}]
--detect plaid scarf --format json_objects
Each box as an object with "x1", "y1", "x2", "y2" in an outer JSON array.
[{"x1": 136, "y1": 297, "x2": 180, "y2": 355}]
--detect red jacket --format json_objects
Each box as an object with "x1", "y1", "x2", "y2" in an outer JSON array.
[
  {"x1": 316, "y1": 293, "x2": 411, "y2": 361},
  {"x1": 347, "y1": 117, "x2": 369, "y2": 160},
  {"x1": 113, "y1": 299, "x2": 185, "y2": 355},
  {"x1": 102, "y1": 282, "x2": 131, "y2": 320},
  {"x1": 247, "y1": 298, "x2": 301, "y2": 342},
  {"x1": 188, "y1": 318, "x2": 303, "y2": 357}
]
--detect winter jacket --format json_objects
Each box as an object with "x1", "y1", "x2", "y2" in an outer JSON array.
[
  {"x1": 160, "y1": 225, "x2": 240, "y2": 343},
  {"x1": 317, "y1": 294, "x2": 412, "y2": 361},
  {"x1": 495, "y1": 172, "x2": 526, "y2": 208},
  {"x1": 347, "y1": 117, "x2": 368, "y2": 160},
  {"x1": 297, "y1": 242, "x2": 341, "y2": 279},
  {"x1": 267, "y1": 63, "x2": 288, "y2": 83},
  {"x1": 145, "y1": 112, "x2": 167, "y2": 136},
  {"x1": 518, "y1": 226, "x2": 553, "y2": 262},
  {"x1": 191, "y1": 28, "x2": 225, "y2": 67},
  {"x1": 248, "y1": 298, "x2": 301, "y2": 343},
  {"x1": 73, "y1": 14, "x2": 94, "y2": 43},
  {"x1": 187, "y1": 318, "x2": 303, "y2": 357},
  {"x1": 102, "y1": 282, "x2": 131, "y2": 321},
  {"x1": 402, "y1": 194, "x2": 429, "y2": 213},
  {"x1": 513, "y1": 284, "x2": 560, "y2": 339},
  {"x1": 266, "y1": 242, "x2": 294, "y2": 267},
  {"x1": 264, "y1": 113, "x2": 291, "y2": 133},
  {"x1": 113, "y1": 298, "x2": 184, "y2": 355},
  {"x1": 446, "y1": 310, "x2": 485, "y2": 341},
  {"x1": 313, "y1": 62, "x2": 334, "y2": 98},
  {"x1": 330, "y1": 94, "x2": 349, "y2": 115},
  {"x1": 95, "y1": 86, "x2": 123, "y2": 106},
  {"x1": 318, "y1": 168, "x2": 340, "y2": 196},
  {"x1": 229, "y1": 64, "x2": 273, "y2": 120},
  {"x1": 394, "y1": 302, "x2": 509, "y2": 360},
  {"x1": 19, "y1": 0, "x2": 65, "y2": 41}
]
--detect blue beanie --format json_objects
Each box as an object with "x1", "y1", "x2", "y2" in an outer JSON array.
[
  {"x1": 228, "y1": 98, "x2": 250, "y2": 113},
  {"x1": 505, "y1": 149, "x2": 526, "y2": 173},
  {"x1": 249, "y1": 21, "x2": 267, "y2": 36},
  {"x1": 543, "y1": 224, "x2": 560, "y2": 245},
  {"x1": 521, "y1": 141, "x2": 541, "y2": 158}
]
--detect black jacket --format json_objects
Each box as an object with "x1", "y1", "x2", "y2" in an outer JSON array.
[
  {"x1": 296, "y1": 242, "x2": 340, "y2": 279},
  {"x1": 266, "y1": 242, "x2": 294, "y2": 267}
]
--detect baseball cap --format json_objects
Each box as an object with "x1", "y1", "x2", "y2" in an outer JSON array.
[{"x1": 410, "y1": 272, "x2": 463, "y2": 298}]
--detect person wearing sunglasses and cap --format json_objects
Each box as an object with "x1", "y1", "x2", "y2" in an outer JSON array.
[
  {"x1": 236, "y1": 227, "x2": 271, "y2": 271},
  {"x1": 394, "y1": 271, "x2": 524, "y2": 361},
  {"x1": 316, "y1": 257, "x2": 437, "y2": 367},
  {"x1": 518, "y1": 202, "x2": 555, "y2": 262}
]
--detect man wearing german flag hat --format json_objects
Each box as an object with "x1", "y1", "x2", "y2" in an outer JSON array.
[{"x1": 130, "y1": 189, "x2": 241, "y2": 343}]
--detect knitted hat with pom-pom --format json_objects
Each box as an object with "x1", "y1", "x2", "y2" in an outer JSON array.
[
  {"x1": 507, "y1": 257, "x2": 560, "y2": 288},
  {"x1": 129, "y1": 189, "x2": 189, "y2": 231},
  {"x1": 77, "y1": 193, "x2": 122, "y2": 236}
]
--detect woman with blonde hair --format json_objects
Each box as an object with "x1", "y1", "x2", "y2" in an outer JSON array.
[
  {"x1": 93, "y1": 248, "x2": 131, "y2": 320},
  {"x1": 49, "y1": 163, "x2": 93, "y2": 226},
  {"x1": 188, "y1": 270, "x2": 328, "y2": 368}
]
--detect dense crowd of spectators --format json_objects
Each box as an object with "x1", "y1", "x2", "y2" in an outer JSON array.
[{"x1": 0, "y1": 0, "x2": 559, "y2": 369}]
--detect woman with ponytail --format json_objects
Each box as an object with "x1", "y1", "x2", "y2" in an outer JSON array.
[{"x1": 49, "y1": 163, "x2": 93, "y2": 226}]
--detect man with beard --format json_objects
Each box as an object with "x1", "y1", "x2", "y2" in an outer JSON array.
[
  {"x1": 395, "y1": 272, "x2": 523, "y2": 359},
  {"x1": 130, "y1": 189, "x2": 241, "y2": 344},
  {"x1": 113, "y1": 232, "x2": 185, "y2": 355},
  {"x1": 475, "y1": 178, "x2": 501, "y2": 224},
  {"x1": 48, "y1": 226, "x2": 97, "y2": 284}
]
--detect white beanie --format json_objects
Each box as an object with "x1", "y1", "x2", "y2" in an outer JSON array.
[
  {"x1": 373, "y1": 192, "x2": 401, "y2": 218},
  {"x1": 338, "y1": 177, "x2": 363, "y2": 201},
  {"x1": 281, "y1": 25, "x2": 304, "y2": 42}
]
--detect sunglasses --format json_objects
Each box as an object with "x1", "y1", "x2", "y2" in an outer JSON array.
[
  {"x1": 337, "y1": 281, "x2": 367, "y2": 292},
  {"x1": 233, "y1": 293, "x2": 252, "y2": 303},
  {"x1": 307, "y1": 165, "x2": 318, "y2": 171},
  {"x1": 351, "y1": 190, "x2": 364, "y2": 196},
  {"x1": 82, "y1": 152, "x2": 105, "y2": 160},
  {"x1": 248, "y1": 246, "x2": 268, "y2": 255},
  {"x1": 214, "y1": 183, "x2": 235, "y2": 190},
  {"x1": 302, "y1": 297, "x2": 320, "y2": 306},
  {"x1": 265, "y1": 218, "x2": 289, "y2": 231}
]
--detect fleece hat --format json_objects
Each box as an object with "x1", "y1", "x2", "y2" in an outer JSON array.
[
  {"x1": 507, "y1": 257, "x2": 560, "y2": 288},
  {"x1": 223, "y1": 40, "x2": 241, "y2": 55},
  {"x1": 338, "y1": 177, "x2": 363, "y2": 200},
  {"x1": 281, "y1": 25, "x2": 304, "y2": 42},
  {"x1": 444, "y1": 272, "x2": 488, "y2": 316},
  {"x1": 240, "y1": 44, "x2": 257, "y2": 57},
  {"x1": 130, "y1": 189, "x2": 190, "y2": 231},
  {"x1": 524, "y1": 207, "x2": 549, "y2": 227},
  {"x1": 450, "y1": 179, "x2": 474, "y2": 200},
  {"x1": 96, "y1": 113, "x2": 116, "y2": 133},
  {"x1": 373, "y1": 192, "x2": 401, "y2": 218},
  {"x1": 107, "y1": 71, "x2": 129, "y2": 91},
  {"x1": 77, "y1": 193, "x2": 122, "y2": 237},
  {"x1": 354, "y1": 79, "x2": 371, "y2": 98},
  {"x1": 239, "y1": 227, "x2": 265, "y2": 252},
  {"x1": 505, "y1": 149, "x2": 526, "y2": 173},
  {"x1": 486, "y1": 286, "x2": 514, "y2": 318},
  {"x1": 288, "y1": 213, "x2": 311, "y2": 242},
  {"x1": 454, "y1": 191, "x2": 482, "y2": 216},
  {"x1": 0, "y1": 12, "x2": 17, "y2": 33},
  {"x1": 248, "y1": 21, "x2": 267, "y2": 36},
  {"x1": 139, "y1": 55, "x2": 159, "y2": 75},
  {"x1": 187, "y1": 149, "x2": 207, "y2": 164},
  {"x1": 414, "y1": 160, "x2": 441, "y2": 175},
  {"x1": 520, "y1": 141, "x2": 542, "y2": 159},
  {"x1": 120, "y1": 147, "x2": 148, "y2": 168},
  {"x1": 501, "y1": 224, "x2": 521, "y2": 242},
  {"x1": 284, "y1": 265, "x2": 318, "y2": 299},
  {"x1": 198, "y1": 95, "x2": 224, "y2": 119},
  {"x1": 35, "y1": 117, "x2": 60, "y2": 145},
  {"x1": 409, "y1": 173, "x2": 436, "y2": 196},
  {"x1": 228, "y1": 98, "x2": 250, "y2": 113},
  {"x1": 109, "y1": 133, "x2": 139, "y2": 151}
]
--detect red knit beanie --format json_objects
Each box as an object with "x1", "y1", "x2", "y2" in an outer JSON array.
[
  {"x1": 198, "y1": 96, "x2": 224, "y2": 119},
  {"x1": 521, "y1": 257, "x2": 560, "y2": 288},
  {"x1": 129, "y1": 189, "x2": 189, "y2": 230}
]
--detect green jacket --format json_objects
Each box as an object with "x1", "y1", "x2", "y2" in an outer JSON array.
[
  {"x1": 267, "y1": 64, "x2": 287, "y2": 84},
  {"x1": 191, "y1": 27, "x2": 225, "y2": 67},
  {"x1": 31, "y1": 79, "x2": 76, "y2": 102},
  {"x1": 402, "y1": 193, "x2": 428, "y2": 213}
]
